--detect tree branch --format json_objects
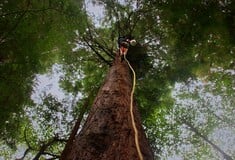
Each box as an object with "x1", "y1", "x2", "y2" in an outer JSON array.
[
  {"x1": 0, "y1": 0, "x2": 32, "y2": 44},
  {"x1": 0, "y1": 7, "x2": 60, "y2": 17},
  {"x1": 0, "y1": 10, "x2": 27, "y2": 44},
  {"x1": 23, "y1": 127, "x2": 34, "y2": 150},
  {"x1": 0, "y1": 4, "x2": 71, "y2": 45},
  {"x1": 15, "y1": 148, "x2": 30, "y2": 160},
  {"x1": 83, "y1": 37, "x2": 112, "y2": 66},
  {"x1": 32, "y1": 136, "x2": 65, "y2": 160},
  {"x1": 181, "y1": 118, "x2": 233, "y2": 160},
  {"x1": 81, "y1": 10, "x2": 115, "y2": 64},
  {"x1": 93, "y1": 39, "x2": 115, "y2": 59}
]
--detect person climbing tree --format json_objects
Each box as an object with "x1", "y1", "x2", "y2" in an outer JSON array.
[
  {"x1": 60, "y1": 36, "x2": 153, "y2": 160},
  {"x1": 118, "y1": 35, "x2": 137, "y2": 61}
]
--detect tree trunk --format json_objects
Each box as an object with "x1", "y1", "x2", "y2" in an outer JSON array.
[{"x1": 61, "y1": 56, "x2": 154, "y2": 160}]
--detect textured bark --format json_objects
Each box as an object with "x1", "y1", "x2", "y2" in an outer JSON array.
[{"x1": 61, "y1": 56, "x2": 154, "y2": 160}]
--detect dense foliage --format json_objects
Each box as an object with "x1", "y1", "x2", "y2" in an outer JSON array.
[{"x1": 0, "y1": 0, "x2": 234, "y2": 159}]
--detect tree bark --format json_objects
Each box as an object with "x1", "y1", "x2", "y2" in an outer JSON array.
[{"x1": 61, "y1": 56, "x2": 154, "y2": 160}]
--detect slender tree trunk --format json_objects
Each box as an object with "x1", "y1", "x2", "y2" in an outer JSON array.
[
  {"x1": 182, "y1": 119, "x2": 233, "y2": 160},
  {"x1": 61, "y1": 56, "x2": 154, "y2": 160},
  {"x1": 60, "y1": 97, "x2": 88, "y2": 159}
]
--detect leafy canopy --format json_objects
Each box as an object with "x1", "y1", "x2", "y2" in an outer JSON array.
[{"x1": 0, "y1": 0, "x2": 234, "y2": 159}]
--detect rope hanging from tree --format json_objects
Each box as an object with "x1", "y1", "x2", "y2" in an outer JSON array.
[{"x1": 118, "y1": 36, "x2": 143, "y2": 160}]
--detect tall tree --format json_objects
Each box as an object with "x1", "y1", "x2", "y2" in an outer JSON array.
[
  {"x1": 181, "y1": 119, "x2": 233, "y2": 160},
  {"x1": 61, "y1": 47, "x2": 154, "y2": 159},
  {"x1": 1, "y1": 0, "x2": 234, "y2": 159},
  {"x1": 0, "y1": 0, "x2": 86, "y2": 145},
  {"x1": 59, "y1": 0, "x2": 235, "y2": 159}
]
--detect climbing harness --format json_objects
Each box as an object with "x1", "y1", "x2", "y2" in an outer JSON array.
[{"x1": 120, "y1": 37, "x2": 143, "y2": 160}]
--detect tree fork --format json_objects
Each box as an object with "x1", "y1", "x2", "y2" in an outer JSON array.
[{"x1": 61, "y1": 54, "x2": 154, "y2": 160}]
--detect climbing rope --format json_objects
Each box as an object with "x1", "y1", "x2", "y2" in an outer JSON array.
[{"x1": 124, "y1": 54, "x2": 144, "y2": 160}]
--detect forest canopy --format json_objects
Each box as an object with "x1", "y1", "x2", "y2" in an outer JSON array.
[{"x1": 0, "y1": 0, "x2": 234, "y2": 159}]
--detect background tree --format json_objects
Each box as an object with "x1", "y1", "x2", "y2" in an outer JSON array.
[{"x1": 0, "y1": 0, "x2": 87, "y2": 159}]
